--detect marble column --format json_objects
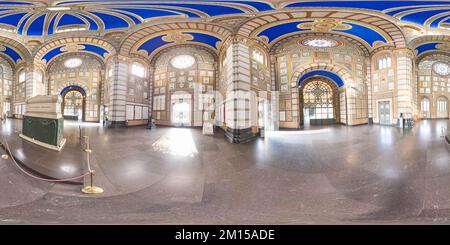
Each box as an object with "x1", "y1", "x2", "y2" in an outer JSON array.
[
  {"x1": 394, "y1": 48, "x2": 415, "y2": 127},
  {"x1": 224, "y1": 37, "x2": 256, "y2": 143},
  {"x1": 270, "y1": 55, "x2": 279, "y2": 131},
  {"x1": 366, "y1": 58, "x2": 373, "y2": 124},
  {"x1": 108, "y1": 55, "x2": 128, "y2": 127}
]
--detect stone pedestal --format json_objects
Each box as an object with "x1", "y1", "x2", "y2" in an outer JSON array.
[
  {"x1": 19, "y1": 95, "x2": 66, "y2": 151},
  {"x1": 224, "y1": 127, "x2": 256, "y2": 144},
  {"x1": 202, "y1": 122, "x2": 214, "y2": 135}
]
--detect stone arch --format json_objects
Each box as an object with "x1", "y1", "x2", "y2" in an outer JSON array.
[
  {"x1": 150, "y1": 44, "x2": 218, "y2": 67},
  {"x1": 409, "y1": 35, "x2": 450, "y2": 63},
  {"x1": 270, "y1": 32, "x2": 370, "y2": 56},
  {"x1": 119, "y1": 21, "x2": 233, "y2": 57},
  {"x1": 290, "y1": 62, "x2": 354, "y2": 88},
  {"x1": 57, "y1": 81, "x2": 90, "y2": 97},
  {"x1": 237, "y1": 9, "x2": 406, "y2": 49},
  {"x1": 34, "y1": 37, "x2": 117, "y2": 66},
  {"x1": 299, "y1": 76, "x2": 341, "y2": 126},
  {"x1": 0, "y1": 36, "x2": 32, "y2": 67}
]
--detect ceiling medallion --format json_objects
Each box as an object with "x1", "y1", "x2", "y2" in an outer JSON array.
[
  {"x1": 301, "y1": 38, "x2": 338, "y2": 48},
  {"x1": 433, "y1": 62, "x2": 450, "y2": 76},
  {"x1": 162, "y1": 31, "x2": 193, "y2": 44},
  {"x1": 61, "y1": 44, "x2": 84, "y2": 52},
  {"x1": 299, "y1": 19, "x2": 352, "y2": 32}
]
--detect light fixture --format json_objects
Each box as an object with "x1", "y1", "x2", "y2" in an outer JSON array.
[
  {"x1": 64, "y1": 58, "x2": 82, "y2": 68},
  {"x1": 170, "y1": 55, "x2": 196, "y2": 69},
  {"x1": 302, "y1": 38, "x2": 338, "y2": 48},
  {"x1": 46, "y1": 7, "x2": 71, "y2": 11}
]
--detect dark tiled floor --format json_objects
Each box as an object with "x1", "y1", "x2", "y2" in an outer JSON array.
[{"x1": 0, "y1": 119, "x2": 449, "y2": 224}]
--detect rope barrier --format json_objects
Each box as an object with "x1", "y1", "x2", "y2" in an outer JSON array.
[
  {"x1": 2, "y1": 136, "x2": 91, "y2": 182},
  {"x1": 1, "y1": 119, "x2": 102, "y2": 193}
]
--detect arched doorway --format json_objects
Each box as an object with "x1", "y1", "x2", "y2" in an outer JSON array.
[
  {"x1": 61, "y1": 86, "x2": 86, "y2": 121},
  {"x1": 299, "y1": 77, "x2": 340, "y2": 126},
  {"x1": 172, "y1": 102, "x2": 191, "y2": 125}
]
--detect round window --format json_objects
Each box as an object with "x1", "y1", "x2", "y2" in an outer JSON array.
[
  {"x1": 64, "y1": 58, "x2": 82, "y2": 68},
  {"x1": 170, "y1": 55, "x2": 196, "y2": 69},
  {"x1": 433, "y1": 62, "x2": 450, "y2": 76},
  {"x1": 301, "y1": 38, "x2": 338, "y2": 48}
]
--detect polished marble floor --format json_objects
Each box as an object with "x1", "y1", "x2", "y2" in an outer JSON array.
[{"x1": 0, "y1": 119, "x2": 449, "y2": 224}]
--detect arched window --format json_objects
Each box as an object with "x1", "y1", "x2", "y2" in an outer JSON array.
[
  {"x1": 378, "y1": 56, "x2": 392, "y2": 70},
  {"x1": 131, "y1": 62, "x2": 145, "y2": 78},
  {"x1": 252, "y1": 49, "x2": 265, "y2": 65},
  {"x1": 18, "y1": 69, "x2": 26, "y2": 83},
  {"x1": 437, "y1": 97, "x2": 448, "y2": 118},
  {"x1": 420, "y1": 97, "x2": 430, "y2": 118}
]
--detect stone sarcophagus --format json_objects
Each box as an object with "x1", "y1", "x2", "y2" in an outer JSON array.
[{"x1": 19, "y1": 95, "x2": 66, "y2": 151}]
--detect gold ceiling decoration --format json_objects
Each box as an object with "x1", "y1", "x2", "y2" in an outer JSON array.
[
  {"x1": 162, "y1": 31, "x2": 194, "y2": 44},
  {"x1": 299, "y1": 19, "x2": 352, "y2": 32}
]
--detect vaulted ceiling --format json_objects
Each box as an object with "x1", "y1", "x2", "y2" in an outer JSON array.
[
  {"x1": 0, "y1": 1, "x2": 449, "y2": 66},
  {"x1": 0, "y1": 1, "x2": 449, "y2": 36}
]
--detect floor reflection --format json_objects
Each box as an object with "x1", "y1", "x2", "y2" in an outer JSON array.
[{"x1": 152, "y1": 128, "x2": 198, "y2": 157}]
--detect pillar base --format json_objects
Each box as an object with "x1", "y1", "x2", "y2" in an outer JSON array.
[
  {"x1": 107, "y1": 121, "x2": 126, "y2": 128},
  {"x1": 224, "y1": 127, "x2": 257, "y2": 144}
]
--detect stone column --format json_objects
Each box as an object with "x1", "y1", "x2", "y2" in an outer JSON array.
[
  {"x1": 269, "y1": 55, "x2": 279, "y2": 131},
  {"x1": 25, "y1": 66, "x2": 37, "y2": 98},
  {"x1": 394, "y1": 48, "x2": 415, "y2": 125},
  {"x1": 148, "y1": 66, "x2": 154, "y2": 119},
  {"x1": 108, "y1": 55, "x2": 128, "y2": 127},
  {"x1": 224, "y1": 36, "x2": 255, "y2": 143},
  {"x1": 366, "y1": 58, "x2": 373, "y2": 123}
]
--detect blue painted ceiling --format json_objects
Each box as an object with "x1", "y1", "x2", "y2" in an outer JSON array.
[
  {"x1": 137, "y1": 31, "x2": 222, "y2": 57},
  {"x1": 257, "y1": 20, "x2": 388, "y2": 47},
  {"x1": 0, "y1": 44, "x2": 22, "y2": 63},
  {"x1": 0, "y1": 1, "x2": 449, "y2": 37},
  {"x1": 1, "y1": 1, "x2": 450, "y2": 64},
  {"x1": 41, "y1": 44, "x2": 109, "y2": 64},
  {"x1": 415, "y1": 42, "x2": 450, "y2": 55}
]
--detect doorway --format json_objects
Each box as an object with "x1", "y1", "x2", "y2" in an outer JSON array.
[
  {"x1": 62, "y1": 88, "x2": 86, "y2": 121},
  {"x1": 172, "y1": 102, "x2": 191, "y2": 126},
  {"x1": 378, "y1": 101, "x2": 391, "y2": 125},
  {"x1": 300, "y1": 78, "x2": 339, "y2": 126}
]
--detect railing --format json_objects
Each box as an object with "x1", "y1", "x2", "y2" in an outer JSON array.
[{"x1": 1, "y1": 119, "x2": 103, "y2": 194}]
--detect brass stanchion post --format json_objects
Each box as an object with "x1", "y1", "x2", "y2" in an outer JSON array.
[
  {"x1": 1, "y1": 153, "x2": 8, "y2": 160},
  {"x1": 81, "y1": 136, "x2": 103, "y2": 194}
]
